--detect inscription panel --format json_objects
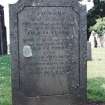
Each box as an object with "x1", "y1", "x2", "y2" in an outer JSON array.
[{"x1": 18, "y1": 7, "x2": 79, "y2": 96}]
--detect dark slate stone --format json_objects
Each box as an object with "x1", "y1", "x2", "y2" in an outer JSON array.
[
  {"x1": 9, "y1": 0, "x2": 87, "y2": 105},
  {"x1": 0, "y1": 5, "x2": 7, "y2": 55}
]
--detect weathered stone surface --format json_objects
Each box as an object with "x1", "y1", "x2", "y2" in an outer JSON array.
[
  {"x1": 9, "y1": 0, "x2": 87, "y2": 105},
  {"x1": 0, "y1": 5, "x2": 7, "y2": 55}
]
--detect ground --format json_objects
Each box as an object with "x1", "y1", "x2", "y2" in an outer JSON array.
[
  {"x1": 87, "y1": 48, "x2": 105, "y2": 102},
  {"x1": 0, "y1": 48, "x2": 105, "y2": 105},
  {"x1": 0, "y1": 56, "x2": 12, "y2": 105}
]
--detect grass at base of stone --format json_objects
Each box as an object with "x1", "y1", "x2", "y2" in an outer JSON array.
[
  {"x1": 87, "y1": 78, "x2": 105, "y2": 102},
  {"x1": 0, "y1": 55, "x2": 12, "y2": 105},
  {"x1": 87, "y1": 48, "x2": 105, "y2": 102}
]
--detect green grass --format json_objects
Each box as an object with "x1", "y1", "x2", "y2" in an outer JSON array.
[
  {"x1": 0, "y1": 55, "x2": 12, "y2": 105},
  {"x1": 0, "y1": 48, "x2": 105, "y2": 105},
  {"x1": 87, "y1": 48, "x2": 105, "y2": 102}
]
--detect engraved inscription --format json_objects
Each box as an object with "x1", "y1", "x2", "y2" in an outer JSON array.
[{"x1": 18, "y1": 7, "x2": 79, "y2": 96}]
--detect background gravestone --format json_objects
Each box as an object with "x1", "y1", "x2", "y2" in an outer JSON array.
[
  {"x1": 0, "y1": 5, "x2": 7, "y2": 55},
  {"x1": 10, "y1": 0, "x2": 87, "y2": 105},
  {"x1": 87, "y1": 42, "x2": 92, "y2": 60}
]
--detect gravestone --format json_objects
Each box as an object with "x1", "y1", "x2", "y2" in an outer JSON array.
[
  {"x1": 9, "y1": 0, "x2": 87, "y2": 105},
  {"x1": 87, "y1": 42, "x2": 92, "y2": 60},
  {"x1": 0, "y1": 5, "x2": 7, "y2": 55}
]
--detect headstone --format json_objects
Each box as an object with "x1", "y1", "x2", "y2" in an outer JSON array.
[
  {"x1": 87, "y1": 42, "x2": 92, "y2": 60},
  {"x1": 89, "y1": 31, "x2": 95, "y2": 48},
  {"x1": 9, "y1": 0, "x2": 87, "y2": 105},
  {"x1": 0, "y1": 5, "x2": 7, "y2": 55},
  {"x1": 96, "y1": 35, "x2": 101, "y2": 48},
  {"x1": 100, "y1": 35, "x2": 105, "y2": 48}
]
